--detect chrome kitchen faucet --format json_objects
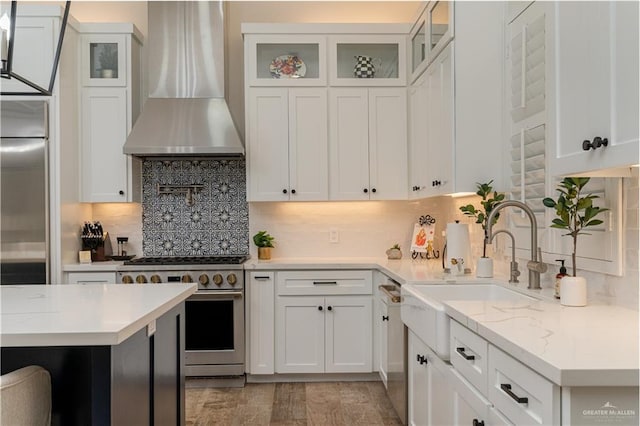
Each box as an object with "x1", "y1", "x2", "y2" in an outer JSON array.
[{"x1": 486, "y1": 200, "x2": 547, "y2": 290}]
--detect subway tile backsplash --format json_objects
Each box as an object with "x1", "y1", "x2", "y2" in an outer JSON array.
[{"x1": 142, "y1": 159, "x2": 249, "y2": 256}]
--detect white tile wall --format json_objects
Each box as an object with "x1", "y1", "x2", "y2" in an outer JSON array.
[{"x1": 91, "y1": 203, "x2": 143, "y2": 257}]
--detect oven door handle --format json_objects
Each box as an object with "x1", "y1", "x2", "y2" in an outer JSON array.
[{"x1": 189, "y1": 291, "x2": 243, "y2": 300}]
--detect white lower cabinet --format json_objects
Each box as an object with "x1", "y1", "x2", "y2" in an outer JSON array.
[
  {"x1": 275, "y1": 295, "x2": 372, "y2": 374},
  {"x1": 273, "y1": 270, "x2": 373, "y2": 374},
  {"x1": 65, "y1": 271, "x2": 116, "y2": 284},
  {"x1": 408, "y1": 330, "x2": 454, "y2": 426},
  {"x1": 246, "y1": 272, "x2": 275, "y2": 375},
  {"x1": 378, "y1": 296, "x2": 389, "y2": 387}
]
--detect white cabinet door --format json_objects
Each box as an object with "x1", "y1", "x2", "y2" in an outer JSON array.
[
  {"x1": 247, "y1": 272, "x2": 275, "y2": 375},
  {"x1": 368, "y1": 88, "x2": 408, "y2": 200},
  {"x1": 329, "y1": 88, "x2": 408, "y2": 200},
  {"x1": 378, "y1": 297, "x2": 389, "y2": 387},
  {"x1": 247, "y1": 88, "x2": 290, "y2": 201},
  {"x1": 424, "y1": 43, "x2": 453, "y2": 197},
  {"x1": 325, "y1": 296, "x2": 372, "y2": 373},
  {"x1": 66, "y1": 272, "x2": 116, "y2": 284},
  {"x1": 329, "y1": 88, "x2": 370, "y2": 200},
  {"x1": 408, "y1": 330, "x2": 430, "y2": 426},
  {"x1": 1, "y1": 17, "x2": 55, "y2": 93},
  {"x1": 275, "y1": 296, "x2": 325, "y2": 373},
  {"x1": 288, "y1": 89, "x2": 329, "y2": 201},
  {"x1": 551, "y1": 1, "x2": 639, "y2": 176},
  {"x1": 81, "y1": 88, "x2": 129, "y2": 202},
  {"x1": 408, "y1": 71, "x2": 429, "y2": 199},
  {"x1": 451, "y1": 369, "x2": 492, "y2": 426}
]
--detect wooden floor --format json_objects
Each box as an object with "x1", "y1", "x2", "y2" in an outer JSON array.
[{"x1": 185, "y1": 381, "x2": 402, "y2": 426}]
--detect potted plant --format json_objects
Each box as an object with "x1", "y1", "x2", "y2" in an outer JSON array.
[
  {"x1": 253, "y1": 230, "x2": 275, "y2": 260},
  {"x1": 543, "y1": 177, "x2": 608, "y2": 306},
  {"x1": 98, "y1": 44, "x2": 118, "y2": 78},
  {"x1": 386, "y1": 243, "x2": 402, "y2": 260},
  {"x1": 459, "y1": 180, "x2": 505, "y2": 277}
]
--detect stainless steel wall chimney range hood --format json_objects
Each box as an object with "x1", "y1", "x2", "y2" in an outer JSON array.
[{"x1": 123, "y1": 1, "x2": 244, "y2": 157}]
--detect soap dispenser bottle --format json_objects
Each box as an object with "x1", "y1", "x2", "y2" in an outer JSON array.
[{"x1": 554, "y1": 259, "x2": 568, "y2": 299}]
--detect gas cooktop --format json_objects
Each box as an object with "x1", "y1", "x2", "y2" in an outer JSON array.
[{"x1": 123, "y1": 255, "x2": 250, "y2": 266}]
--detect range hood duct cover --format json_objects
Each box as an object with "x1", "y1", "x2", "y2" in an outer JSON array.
[{"x1": 124, "y1": 1, "x2": 244, "y2": 156}]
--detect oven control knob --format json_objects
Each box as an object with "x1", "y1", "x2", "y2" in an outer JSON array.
[
  {"x1": 150, "y1": 275, "x2": 162, "y2": 284},
  {"x1": 213, "y1": 274, "x2": 224, "y2": 286},
  {"x1": 181, "y1": 274, "x2": 193, "y2": 283},
  {"x1": 121, "y1": 275, "x2": 133, "y2": 284},
  {"x1": 199, "y1": 274, "x2": 209, "y2": 285},
  {"x1": 135, "y1": 275, "x2": 147, "y2": 284},
  {"x1": 227, "y1": 273, "x2": 238, "y2": 286}
]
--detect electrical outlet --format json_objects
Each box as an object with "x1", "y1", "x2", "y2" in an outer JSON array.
[{"x1": 329, "y1": 228, "x2": 339, "y2": 243}]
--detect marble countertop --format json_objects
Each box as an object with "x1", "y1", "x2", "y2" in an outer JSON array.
[
  {"x1": 0, "y1": 284, "x2": 197, "y2": 347},
  {"x1": 444, "y1": 299, "x2": 639, "y2": 386}
]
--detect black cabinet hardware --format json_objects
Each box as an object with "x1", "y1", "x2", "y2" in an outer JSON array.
[
  {"x1": 582, "y1": 136, "x2": 608, "y2": 151},
  {"x1": 363, "y1": 188, "x2": 368, "y2": 193},
  {"x1": 473, "y1": 419, "x2": 485, "y2": 426},
  {"x1": 327, "y1": 306, "x2": 332, "y2": 311},
  {"x1": 282, "y1": 189, "x2": 288, "y2": 194},
  {"x1": 318, "y1": 306, "x2": 323, "y2": 311},
  {"x1": 118, "y1": 190, "x2": 124, "y2": 195},
  {"x1": 372, "y1": 188, "x2": 376, "y2": 193},
  {"x1": 500, "y1": 383, "x2": 528, "y2": 404},
  {"x1": 456, "y1": 347, "x2": 475, "y2": 360},
  {"x1": 313, "y1": 281, "x2": 337, "y2": 285},
  {"x1": 291, "y1": 189, "x2": 296, "y2": 194},
  {"x1": 254, "y1": 276, "x2": 271, "y2": 280},
  {"x1": 416, "y1": 354, "x2": 428, "y2": 365},
  {"x1": 382, "y1": 315, "x2": 389, "y2": 321}
]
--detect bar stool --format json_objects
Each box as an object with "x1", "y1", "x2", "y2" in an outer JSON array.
[{"x1": 0, "y1": 365, "x2": 51, "y2": 426}]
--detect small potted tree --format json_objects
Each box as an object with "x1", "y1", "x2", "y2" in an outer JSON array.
[
  {"x1": 253, "y1": 230, "x2": 275, "y2": 260},
  {"x1": 543, "y1": 177, "x2": 608, "y2": 306},
  {"x1": 386, "y1": 243, "x2": 402, "y2": 260},
  {"x1": 459, "y1": 180, "x2": 505, "y2": 277}
]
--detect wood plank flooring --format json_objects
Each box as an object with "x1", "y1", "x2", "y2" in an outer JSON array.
[{"x1": 186, "y1": 381, "x2": 402, "y2": 426}]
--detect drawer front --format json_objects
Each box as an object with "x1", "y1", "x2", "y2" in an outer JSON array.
[
  {"x1": 488, "y1": 345, "x2": 559, "y2": 425},
  {"x1": 450, "y1": 320, "x2": 489, "y2": 397},
  {"x1": 66, "y1": 272, "x2": 116, "y2": 284},
  {"x1": 277, "y1": 270, "x2": 372, "y2": 295}
]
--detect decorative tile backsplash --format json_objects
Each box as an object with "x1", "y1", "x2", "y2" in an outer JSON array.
[{"x1": 142, "y1": 159, "x2": 249, "y2": 256}]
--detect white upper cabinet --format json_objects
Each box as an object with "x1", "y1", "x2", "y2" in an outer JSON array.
[
  {"x1": 550, "y1": 1, "x2": 639, "y2": 176},
  {"x1": 329, "y1": 88, "x2": 408, "y2": 200},
  {"x1": 244, "y1": 34, "x2": 327, "y2": 87},
  {"x1": 78, "y1": 24, "x2": 142, "y2": 203},
  {"x1": 329, "y1": 34, "x2": 407, "y2": 86},
  {"x1": 408, "y1": 70, "x2": 429, "y2": 198},
  {"x1": 246, "y1": 88, "x2": 328, "y2": 202}
]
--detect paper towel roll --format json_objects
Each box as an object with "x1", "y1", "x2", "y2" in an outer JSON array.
[{"x1": 445, "y1": 222, "x2": 471, "y2": 272}]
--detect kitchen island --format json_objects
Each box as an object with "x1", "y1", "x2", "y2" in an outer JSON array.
[{"x1": 0, "y1": 284, "x2": 196, "y2": 426}]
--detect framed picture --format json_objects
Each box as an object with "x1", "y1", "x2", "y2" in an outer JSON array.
[{"x1": 410, "y1": 223, "x2": 435, "y2": 253}]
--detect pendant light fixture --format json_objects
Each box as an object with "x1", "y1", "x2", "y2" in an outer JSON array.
[{"x1": 0, "y1": 1, "x2": 71, "y2": 96}]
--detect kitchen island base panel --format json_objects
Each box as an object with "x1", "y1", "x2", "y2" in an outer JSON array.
[{"x1": 1, "y1": 303, "x2": 185, "y2": 426}]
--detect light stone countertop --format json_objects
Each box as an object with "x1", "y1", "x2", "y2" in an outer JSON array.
[
  {"x1": 63, "y1": 261, "x2": 123, "y2": 272},
  {"x1": 444, "y1": 299, "x2": 639, "y2": 387},
  {"x1": 0, "y1": 284, "x2": 196, "y2": 347}
]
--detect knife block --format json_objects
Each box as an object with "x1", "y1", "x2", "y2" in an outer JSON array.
[{"x1": 82, "y1": 232, "x2": 113, "y2": 261}]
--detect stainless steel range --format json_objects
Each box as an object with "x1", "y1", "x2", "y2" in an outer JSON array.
[{"x1": 117, "y1": 255, "x2": 249, "y2": 379}]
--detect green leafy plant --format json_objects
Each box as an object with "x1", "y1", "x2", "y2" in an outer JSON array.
[
  {"x1": 459, "y1": 180, "x2": 505, "y2": 257},
  {"x1": 252, "y1": 230, "x2": 275, "y2": 248},
  {"x1": 542, "y1": 177, "x2": 608, "y2": 277},
  {"x1": 390, "y1": 243, "x2": 401, "y2": 250}
]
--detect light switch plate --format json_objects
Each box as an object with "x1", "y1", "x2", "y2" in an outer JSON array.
[{"x1": 329, "y1": 228, "x2": 339, "y2": 243}]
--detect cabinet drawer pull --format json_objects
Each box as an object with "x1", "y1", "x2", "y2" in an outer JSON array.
[
  {"x1": 456, "y1": 347, "x2": 475, "y2": 361},
  {"x1": 382, "y1": 315, "x2": 389, "y2": 321},
  {"x1": 500, "y1": 383, "x2": 528, "y2": 404},
  {"x1": 313, "y1": 281, "x2": 338, "y2": 285},
  {"x1": 254, "y1": 276, "x2": 271, "y2": 280},
  {"x1": 472, "y1": 419, "x2": 485, "y2": 426},
  {"x1": 417, "y1": 354, "x2": 428, "y2": 365}
]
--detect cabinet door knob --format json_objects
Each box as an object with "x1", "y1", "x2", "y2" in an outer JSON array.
[
  {"x1": 327, "y1": 306, "x2": 332, "y2": 311},
  {"x1": 118, "y1": 190, "x2": 125, "y2": 195},
  {"x1": 291, "y1": 189, "x2": 296, "y2": 194},
  {"x1": 318, "y1": 306, "x2": 323, "y2": 311},
  {"x1": 417, "y1": 354, "x2": 428, "y2": 365},
  {"x1": 382, "y1": 315, "x2": 389, "y2": 321},
  {"x1": 473, "y1": 419, "x2": 485, "y2": 426},
  {"x1": 283, "y1": 189, "x2": 288, "y2": 194},
  {"x1": 363, "y1": 188, "x2": 368, "y2": 193},
  {"x1": 371, "y1": 188, "x2": 376, "y2": 193},
  {"x1": 582, "y1": 137, "x2": 609, "y2": 151}
]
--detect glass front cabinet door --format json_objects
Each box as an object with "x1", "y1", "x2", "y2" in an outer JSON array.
[
  {"x1": 82, "y1": 34, "x2": 127, "y2": 86},
  {"x1": 409, "y1": 6, "x2": 429, "y2": 83},
  {"x1": 329, "y1": 35, "x2": 407, "y2": 86}
]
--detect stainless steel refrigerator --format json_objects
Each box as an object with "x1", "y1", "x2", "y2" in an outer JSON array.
[{"x1": 0, "y1": 101, "x2": 49, "y2": 284}]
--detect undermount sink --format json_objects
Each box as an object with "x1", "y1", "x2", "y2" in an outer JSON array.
[{"x1": 401, "y1": 284, "x2": 536, "y2": 360}]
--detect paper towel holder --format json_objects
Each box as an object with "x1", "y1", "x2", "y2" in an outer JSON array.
[{"x1": 442, "y1": 220, "x2": 472, "y2": 274}]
